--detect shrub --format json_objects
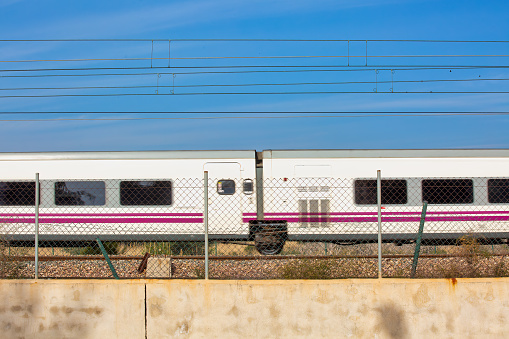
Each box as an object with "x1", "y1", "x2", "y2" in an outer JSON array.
[
  {"x1": 493, "y1": 258, "x2": 509, "y2": 277},
  {"x1": 243, "y1": 245, "x2": 256, "y2": 256},
  {"x1": 432, "y1": 234, "x2": 497, "y2": 278},
  {"x1": 80, "y1": 242, "x2": 122, "y2": 255},
  {"x1": 0, "y1": 238, "x2": 27, "y2": 278},
  {"x1": 145, "y1": 242, "x2": 171, "y2": 255},
  {"x1": 279, "y1": 259, "x2": 336, "y2": 279},
  {"x1": 145, "y1": 241, "x2": 205, "y2": 256}
]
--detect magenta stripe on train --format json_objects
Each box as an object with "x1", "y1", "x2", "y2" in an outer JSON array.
[
  {"x1": 243, "y1": 216, "x2": 509, "y2": 223},
  {"x1": 0, "y1": 213, "x2": 202, "y2": 217},
  {"x1": 0, "y1": 217, "x2": 203, "y2": 223},
  {"x1": 1, "y1": 211, "x2": 509, "y2": 224},
  {"x1": 0, "y1": 216, "x2": 506, "y2": 223},
  {"x1": 243, "y1": 211, "x2": 509, "y2": 216}
]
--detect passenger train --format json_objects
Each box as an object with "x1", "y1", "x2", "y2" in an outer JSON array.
[{"x1": 1, "y1": 149, "x2": 509, "y2": 255}]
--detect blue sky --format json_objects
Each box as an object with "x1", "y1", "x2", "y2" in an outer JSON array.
[{"x1": 0, "y1": 0, "x2": 508, "y2": 152}]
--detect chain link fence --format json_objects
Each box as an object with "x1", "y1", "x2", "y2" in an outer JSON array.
[
  {"x1": 1, "y1": 174, "x2": 509, "y2": 279},
  {"x1": 381, "y1": 177, "x2": 509, "y2": 278},
  {"x1": 208, "y1": 177, "x2": 380, "y2": 279},
  {"x1": 0, "y1": 180, "x2": 37, "y2": 278}
]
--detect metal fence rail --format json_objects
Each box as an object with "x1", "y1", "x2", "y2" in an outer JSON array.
[{"x1": 1, "y1": 173, "x2": 509, "y2": 279}]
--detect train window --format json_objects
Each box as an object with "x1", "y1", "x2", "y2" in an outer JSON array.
[
  {"x1": 217, "y1": 180, "x2": 235, "y2": 195},
  {"x1": 354, "y1": 179, "x2": 407, "y2": 205},
  {"x1": 243, "y1": 179, "x2": 254, "y2": 195},
  {"x1": 488, "y1": 179, "x2": 509, "y2": 203},
  {"x1": 120, "y1": 181, "x2": 172, "y2": 206},
  {"x1": 422, "y1": 179, "x2": 473, "y2": 204},
  {"x1": 0, "y1": 182, "x2": 36, "y2": 206},
  {"x1": 55, "y1": 181, "x2": 106, "y2": 206}
]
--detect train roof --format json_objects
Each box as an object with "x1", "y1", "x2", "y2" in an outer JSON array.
[
  {"x1": 1, "y1": 149, "x2": 509, "y2": 161},
  {"x1": 0, "y1": 150, "x2": 256, "y2": 161},
  {"x1": 262, "y1": 149, "x2": 509, "y2": 158}
]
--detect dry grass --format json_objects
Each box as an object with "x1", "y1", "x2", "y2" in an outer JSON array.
[
  {"x1": 0, "y1": 238, "x2": 30, "y2": 279},
  {"x1": 278, "y1": 258, "x2": 377, "y2": 279},
  {"x1": 422, "y1": 235, "x2": 509, "y2": 278},
  {"x1": 3, "y1": 238, "x2": 509, "y2": 279}
]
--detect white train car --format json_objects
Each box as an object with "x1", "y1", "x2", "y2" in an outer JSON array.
[
  {"x1": 258, "y1": 149, "x2": 509, "y2": 251},
  {"x1": 0, "y1": 150, "x2": 257, "y2": 244},
  {"x1": 1, "y1": 149, "x2": 509, "y2": 255}
]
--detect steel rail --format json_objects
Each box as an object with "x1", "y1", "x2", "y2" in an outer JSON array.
[{"x1": 6, "y1": 253, "x2": 509, "y2": 261}]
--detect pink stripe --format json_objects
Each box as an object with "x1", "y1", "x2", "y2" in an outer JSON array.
[
  {"x1": 0, "y1": 217, "x2": 203, "y2": 224},
  {"x1": 243, "y1": 215, "x2": 509, "y2": 223},
  {"x1": 244, "y1": 211, "x2": 509, "y2": 216},
  {"x1": 0, "y1": 213, "x2": 202, "y2": 217},
  {"x1": 2, "y1": 215, "x2": 508, "y2": 223}
]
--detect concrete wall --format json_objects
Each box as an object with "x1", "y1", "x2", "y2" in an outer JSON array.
[
  {"x1": 0, "y1": 280, "x2": 146, "y2": 339},
  {"x1": 1, "y1": 278, "x2": 508, "y2": 338}
]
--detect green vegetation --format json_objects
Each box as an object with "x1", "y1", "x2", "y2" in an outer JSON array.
[
  {"x1": 279, "y1": 259, "x2": 337, "y2": 279},
  {"x1": 79, "y1": 242, "x2": 123, "y2": 255},
  {"x1": 243, "y1": 245, "x2": 256, "y2": 256},
  {"x1": 0, "y1": 239, "x2": 28, "y2": 279},
  {"x1": 145, "y1": 241, "x2": 205, "y2": 256},
  {"x1": 194, "y1": 266, "x2": 205, "y2": 279},
  {"x1": 431, "y1": 235, "x2": 507, "y2": 278}
]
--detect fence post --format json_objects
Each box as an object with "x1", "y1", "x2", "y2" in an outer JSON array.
[
  {"x1": 35, "y1": 173, "x2": 40, "y2": 279},
  {"x1": 377, "y1": 170, "x2": 382, "y2": 279},
  {"x1": 411, "y1": 202, "x2": 428, "y2": 278},
  {"x1": 96, "y1": 238, "x2": 119, "y2": 279},
  {"x1": 204, "y1": 171, "x2": 209, "y2": 280}
]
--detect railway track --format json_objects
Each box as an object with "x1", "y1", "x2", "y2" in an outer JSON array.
[{"x1": 6, "y1": 252, "x2": 509, "y2": 261}]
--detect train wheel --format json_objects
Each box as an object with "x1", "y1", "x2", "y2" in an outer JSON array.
[{"x1": 254, "y1": 233, "x2": 285, "y2": 255}]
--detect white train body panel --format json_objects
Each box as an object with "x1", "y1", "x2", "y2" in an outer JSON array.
[
  {"x1": 0, "y1": 151, "x2": 257, "y2": 241},
  {"x1": 262, "y1": 150, "x2": 509, "y2": 241},
  {"x1": 1, "y1": 149, "x2": 509, "y2": 244}
]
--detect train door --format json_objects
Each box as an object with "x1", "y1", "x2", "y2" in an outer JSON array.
[{"x1": 204, "y1": 162, "x2": 243, "y2": 236}]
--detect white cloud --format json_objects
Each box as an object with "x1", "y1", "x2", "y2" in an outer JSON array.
[
  {"x1": 9, "y1": 0, "x2": 415, "y2": 39},
  {"x1": 0, "y1": 0, "x2": 24, "y2": 8},
  {"x1": 224, "y1": 91, "x2": 509, "y2": 113}
]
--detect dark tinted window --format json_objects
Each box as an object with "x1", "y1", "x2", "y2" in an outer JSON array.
[
  {"x1": 243, "y1": 179, "x2": 253, "y2": 195},
  {"x1": 354, "y1": 180, "x2": 407, "y2": 205},
  {"x1": 55, "y1": 181, "x2": 106, "y2": 206},
  {"x1": 422, "y1": 179, "x2": 473, "y2": 204},
  {"x1": 0, "y1": 182, "x2": 36, "y2": 206},
  {"x1": 120, "y1": 181, "x2": 172, "y2": 206},
  {"x1": 488, "y1": 179, "x2": 509, "y2": 203},
  {"x1": 217, "y1": 180, "x2": 235, "y2": 195}
]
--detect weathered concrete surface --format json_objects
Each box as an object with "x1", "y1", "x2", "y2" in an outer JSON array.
[
  {"x1": 146, "y1": 257, "x2": 172, "y2": 278},
  {"x1": 1, "y1": 278, "x2": 508, "y2": 338},
  {"x1": 146, "y1": 278, "x2": 509, "y2": 338},
  {"x1": 0, "y1": 280, "x2": 145, "y2": 339}
]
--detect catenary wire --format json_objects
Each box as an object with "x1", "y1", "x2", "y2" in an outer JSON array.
[
  {"x1": 0, "y1": 111, "x2": 509, "y2": 114},
  {"x1": 1, "y1": 91, "x2": 508, "y2": 98},
  {"x1": 2, "y1": 54, "x2": 509, "y2": 63},
  {"x1": 1, "y1": 78, "x2": 507, "y2": 92},
  {"x1": 1, "y1": 65, "x2": 509, "y2": 73},
  {"x1": 1, "y1": 39, "x2": 508, "y2": 42},
  {"x1": 2, "y1": 66, "x2": 506, "y2": 79},
  {"x1": 1, "y1": 112, "x2": 509, "y2": 122}
]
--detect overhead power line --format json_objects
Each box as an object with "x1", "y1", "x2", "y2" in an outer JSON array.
[
  {"x1": 1, "y1": 39, "x2": 508, "y2": 43},
  {"x1": 2, "y1": 65, "x2": 509, "y2": 74},
  {"x1": 0, "y1": 112, "x2": 508, "y2": 122},
  {"x1": 2, "y1": 54, "x2": 509, "y2": 64},
  {"x1": 1, "y1": 78, "x2": 507, "y2": 92},
  {"x1": 1, "y1": 111, "x2": 505, "y2": 114},
  {"x1": 1, "y1": 66, "x2": 506, "y2": 79},
  {"x1": 1, "y1": 91, "x2": 508, "y2": 98},
  {"x1": 0, "y1": 39, "x2": 506, "y2": 103}
]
